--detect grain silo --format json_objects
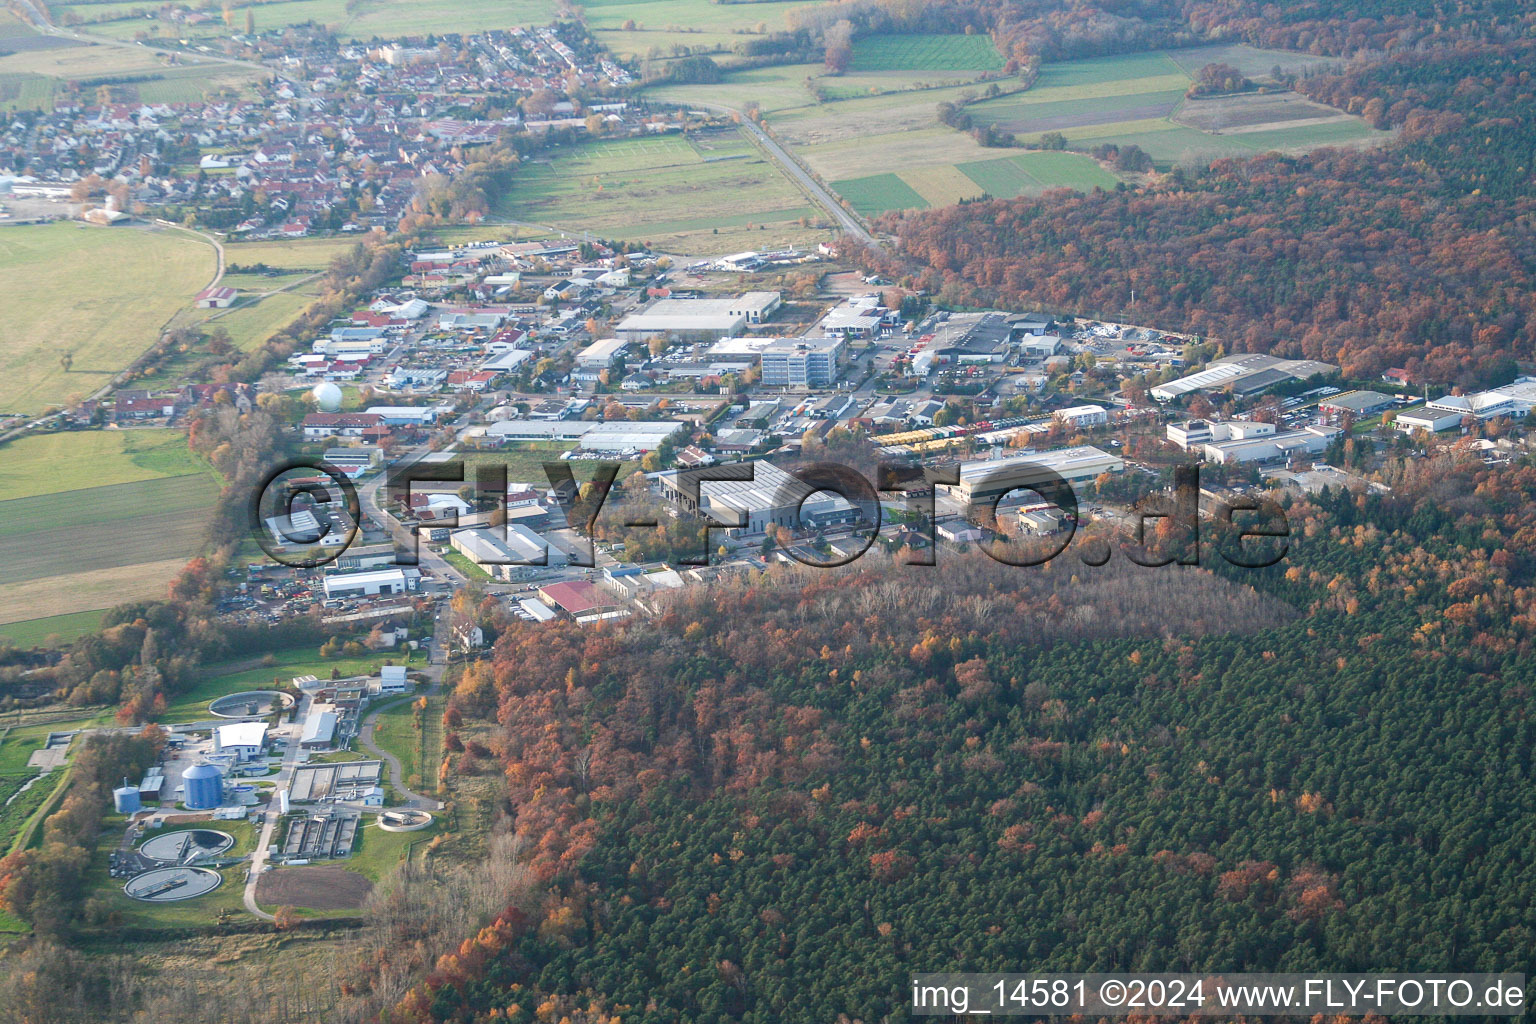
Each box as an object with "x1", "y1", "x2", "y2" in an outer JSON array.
[
  {"x1": 182, "y1": 763, "x2": 224, "y2": 810},
  {"x1": 113, "y1": 778, "x2": 141, "y2": 815}
]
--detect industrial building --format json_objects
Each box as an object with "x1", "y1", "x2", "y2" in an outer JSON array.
[
  {"x1": 615, "y1": 293, "x2": 781, "y2": 341},
  {"x1": 483, "y1": 419, "x2": 686, "y2": 453},
  {"x1": 1417, "y1": 378, "x2": 1536, "y2": 423},
  {"x1": 1166, "y1": 418, "x2": 1276, "y2": 451},
  {"x1": 1317, "y1": 390, "x2": 1396, "y2": 420},
  {"x1": 378, "y1": 665, "x2": 409, "y2": 693},
  {"x1": 759, "y1": 336, "x2": 846, "y2": 387},
  {"x1": 1052, "y1": 405, "x2": 1108, "y2": 429},
  {"x1": 213, "y1": 722, "x2": 268, "y2": 762},
  {"x1": 938, "y1": 447, "x2": 1125, "y2": 506},
  {"x1": 322, "y1": 567, "x2": 421, "y2": 599},
  {"x1": 576, "y1": 337, "x2": 632, "y2": 368},
  {"x1": 1201, "y1": 425, "x2": 1342, "y2": 464},
  {"x1": 181, "y1": 763, "x2": 224, "y2": 810},
  {"x1": 363, "y1": 405, "x2": 443, "y2": 427},
  {"x1": 656, "y1": 458, "x2": 870, "y2": 535},
  {"x1": 816, "y1": 295, "x2": 894, "y2": 339},
  {"x1": 1394, "y1": 407, "x2": 1466, "y2": 434},
  {"x1": 301, "y1": 709, "x2": 338, "y2": 749},
  {"x1": 451, "y1": 524, "x2": 566, "y2": 579},
  {"x1": 1150, "y1": 354, "x2": 1337, "y2": 402}
]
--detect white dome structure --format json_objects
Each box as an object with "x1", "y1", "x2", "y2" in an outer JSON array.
[{"x1": 310, "y1": 381, "x2": 343, "y2": 412}]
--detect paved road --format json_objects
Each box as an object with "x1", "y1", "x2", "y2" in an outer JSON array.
[{"x1": 687, "y1": 103, "x2": 879, "y2": 250}]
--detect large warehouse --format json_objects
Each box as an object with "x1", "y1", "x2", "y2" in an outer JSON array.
[
  {"x1": 1150, "y1": 354, "x2": 1337, "y2": 402},
  {"x1": 655, "y1": 459, "x2": 871, "y2": 535},
  {"x1": 615, "y1": 293, "x2": 781, "y2": 341},
  {"x1": 484, "y1": 419, "x2": 686, "y2": 453},
  {"x1": 451, "y1": 525, "x2": 566, "y2": 580},
  {"x1": 938, "y1": 446, "x2": 1124, "y2": 506},
  {"x1": 322, "y1": 567, "x2": 421, "y2": 599}
]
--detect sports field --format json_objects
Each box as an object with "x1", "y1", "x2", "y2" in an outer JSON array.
[
  {"x1": 495, "y1": 132, "x2": 828, "y2": 253},
  {"x1": 966, "y1": 45, "x2": 1389, "y2": 169},
  {"x1": 849, "y1": 33, "x2": 1003, "y2": 72},
  {"x1": 0, "y1": 224, "x2": 216, "y2": 415}
]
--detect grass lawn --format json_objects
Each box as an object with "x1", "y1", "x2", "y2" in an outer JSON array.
[
  {"x1": 222, "y1": 235, "x2": 368, "y2": 272},
  {"x1": 0, "y1": 224, "x2": 216, "y2": 414},
  {"x1": 0, "y1": 428, "x2": 208, "y2": 501},
  {"x1": 370, "y1": 699, "x2": 422, "y2": 786},
  {"x1": 196, "y1": 289, "x2": 320, "y2": 352},
  {"x1": 440, "y1": 547, "x2": 495, "y2": 582},
  {"x1": 0, "y1": 609, "x2": 107, "y2": 647},
  {"x1": 849, "y1": 33, "x2": 1003, "y2": 72},
  {"x1": 162, "y1": 648, "x2": 420, "y2": 722},
  {"x1": 347, "y1": 814, "x2": 436, "y2": 882}
]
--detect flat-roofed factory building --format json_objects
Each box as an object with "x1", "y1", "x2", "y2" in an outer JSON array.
[{"x1": 939, "y1": 446, "x2": 1125, "y2": 506}]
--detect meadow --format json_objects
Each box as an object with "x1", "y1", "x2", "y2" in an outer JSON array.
[
  {"x1": 47, "y1": 0, "x2": 563, "y2": 42},
  {"x1": 495, "y1": 132, "x2": 827, "y2": 253},
  {"x1": 0, "y1": 224, "x2": 216, "y2": 414},
  {"x1": 160, "y1": 646, "x2": 421, "y2": 722},
  {"x1": 964, "y1": 45, "x2": 1390, "y2": 169},
  {"x1": 0, "y1": 434, "x2": 220, "y2": 628},
  {"x1": 0, "y1": 429, "x2": 205, "y2": 501},
  {"x1": 848, "y1": 33, "x2": 1003, "y2": 72}
]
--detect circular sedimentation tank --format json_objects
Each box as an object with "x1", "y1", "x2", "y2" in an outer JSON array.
[
  {"x1": 139, "y1": 828, "x2": 235, "y2": 862},
  {"x1": 378, "y1": 809, "x2": 433, "y2": 832},
  {"x1": 123, "y1": 866, "x2": 222, "y2": 902},
  {"x1": 208, "y1": 690, "x2": 295, "y2": 719}
]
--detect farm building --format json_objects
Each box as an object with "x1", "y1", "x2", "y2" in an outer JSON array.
[{"x1": 195, "y1": 286, "x2": 239, "y2": 308}]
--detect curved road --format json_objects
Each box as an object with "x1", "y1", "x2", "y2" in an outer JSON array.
[{"x1": 355, "y1": 649, "x2": 447, "y2": 811}]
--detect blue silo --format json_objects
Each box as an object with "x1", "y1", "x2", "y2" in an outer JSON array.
[
  {"x1": 182, "y1": 763, "x2": 223, "y2": 810},
  {"x1": 113, "y1": 782, "x2": 141, "y2": 815}
]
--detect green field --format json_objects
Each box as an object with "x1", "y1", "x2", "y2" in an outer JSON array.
[
  {"x1": 0, "y1": 429, "x2": 206, "y2": 501},
  {"x1": 496, "y1": 132, "x2": 829, "y2": 253},
  {"x1": 832, "y1": 148, "x2": 1117, "y2": 216},
  {"x1": 962, "y1": 151, "x2": 1119, "y2": 193},
  {"x1": 578, "y1": 0, "x2": 823, "y2": 63},
  {"x1": 0, "y1": 224, "x2": 216, "y2": 415},
  {"x1": 829, "y1": 173, "x2": 929, "y2": 216},
  {"x1": 0, "y1": 448, "x2": 221, "y2": 626},
  {"x1": 371, "y1": 699, "x2": 422, "y2": 785},
  {"x1": 161, "y1": 647, "x2": 420, "y2": 722},
  {"x1": 849, "y1": 33, "x2": 1003, "y2": 72},
  {"x1": 48, "y1": 0, "x2": 562, "y2": 42},
  {"x1": 962, "y1": 46, "x2": 1388, "y2": 169},
  {"x1": 0, "y1": 609, "x2": 108, "y2": 647}
]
